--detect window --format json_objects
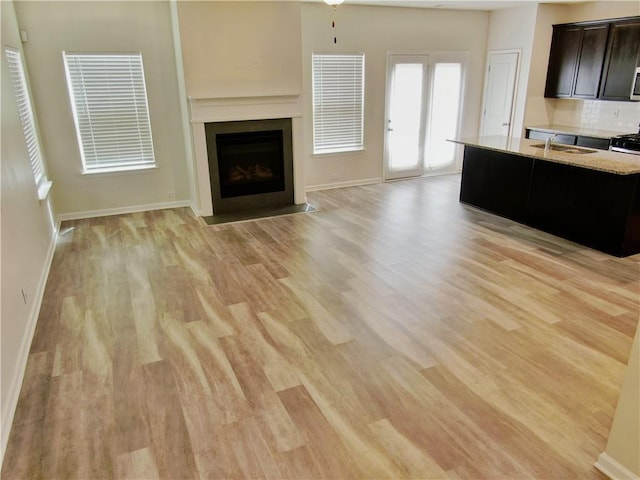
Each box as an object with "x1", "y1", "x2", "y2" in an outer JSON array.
[
  {"x1": 63, "y1": 52, "x2": 155, "y2": 173},
  {"x1": 5, "y1": 47, "x2": 49, "y2": 195},
  {"x1": 312, "y1": 53, "x2": 364, "y2": 154}
]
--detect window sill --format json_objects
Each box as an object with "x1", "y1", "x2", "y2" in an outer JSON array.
[
  {"x1": 37, "y1": 180, "x2": 53, "y2": 201},
  {"x1": 81, "y1": 164, "x2": 157, "y2": 176},
  {"x1": 312, "y1": 148, "x2": 366, "y2": 159}
]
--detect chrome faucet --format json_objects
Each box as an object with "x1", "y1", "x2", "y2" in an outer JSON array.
[{"x1": 544, "y1": 133, "x2": 559, "y2": 154}]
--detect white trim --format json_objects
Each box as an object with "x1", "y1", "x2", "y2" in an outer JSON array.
[
  {"x1": 595, "y1": 453, "x2": 639, "y2": 480},
  {"x1": 188, "y1": 203, "x2": 201, "y2": 218},
  {"x1": 188, "y1": 94, "x2": 302, "y2": 123},
  {"x1": 305, "y1": 177, "x2": 382, "y2": 192},
  {"x1": 1, "y1": 223, "x2": 59, "y2": 463},
  {"x1": 37, "y1": 180, "x2": 53, "y2": 201},
  {"x1": 169, "y1": 0, "x2": 200, "y2": 216},
  {"x1": 57, "y1": 200, "x2": 193, "y2": 222}
]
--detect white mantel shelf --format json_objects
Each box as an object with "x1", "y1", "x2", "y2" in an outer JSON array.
[{"x1": 188, "y1": 94, "x2": 303, "y2": 123}]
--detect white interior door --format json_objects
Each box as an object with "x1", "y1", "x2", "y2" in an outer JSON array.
[
  {"x1": 480, "y1": 51, "x2": 519, "y2": 137},
  {"x1": 384, "y1": 55, "x2": 428, "y2": 180}
]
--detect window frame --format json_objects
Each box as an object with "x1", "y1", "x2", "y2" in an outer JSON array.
[
  {"x1": 63, "y1": 51, "x2": 156, "y2": 174},
  {"x1": 312, "y1": 53, "x2": 365, "y2": 155}
]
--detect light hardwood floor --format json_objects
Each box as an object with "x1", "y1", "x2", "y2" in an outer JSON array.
[{"x1": 2, "y1": 174, "x2": 638, "y2": 479}]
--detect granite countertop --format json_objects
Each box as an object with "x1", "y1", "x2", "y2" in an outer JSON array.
[
  {"x1": 525, "y1": 124, "x2": 629, "y2": 139},
  {"x1": 450, "y1": 136, "x2": 640, "y2": 175}
]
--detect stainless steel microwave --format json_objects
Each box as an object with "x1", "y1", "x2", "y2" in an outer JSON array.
[{"x1": 632, "y1": 67, "x2": 640, "y2": 101}]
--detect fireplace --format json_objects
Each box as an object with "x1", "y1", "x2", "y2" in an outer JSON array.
[
  {"x1": 188, "y1": 94, "x2": 305, "y2": 217},
  {"x1": 205, "y1": 118, "x2": 294, "y2": 214}
]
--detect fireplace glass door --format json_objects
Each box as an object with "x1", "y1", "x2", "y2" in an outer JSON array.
[{"x1": 205, "y1": 118, "x2": 294, "y2": 214}]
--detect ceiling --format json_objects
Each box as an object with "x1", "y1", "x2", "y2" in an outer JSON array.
[{"x1": 309, "y1": 0, "x2": 595, "y2": 11}]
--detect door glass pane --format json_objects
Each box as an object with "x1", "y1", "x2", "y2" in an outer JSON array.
[
  {"x1": 425, "y1": 63, "x2": 461, "y2": 170},
  {"x1": 388, "y1": 63, "x2": 423, "y2": 171}
]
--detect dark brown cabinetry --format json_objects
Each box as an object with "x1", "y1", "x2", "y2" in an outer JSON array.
[
  {"x1": 459, "y1": 146, "x2": 533, "y2": 223},
  {"x1": 524, "y1": 128, "x2": 611, "y2": 150},
  {"x1": 545, "y1": 16, "x2": 640, "y2": 101},
  {"x1": 545, "y1": 23, "x2": 609, "y2": 99},
  {"x1": 459, "y1": 146, "x2": 640, "y2": 256},
  {"x1": 545, "y1": 26, "x2": 583, "y2": 97},
  {"x1": 599, "y1": 19, "x2": 640, "y2": 100}
]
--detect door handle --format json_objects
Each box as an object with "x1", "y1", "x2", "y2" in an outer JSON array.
[
  {"x1": 388, "y1": 128, "x2": 394, "y2": 131},
  {"x1": 502, "y1": 123, "x2": 510, "y2": 126}
]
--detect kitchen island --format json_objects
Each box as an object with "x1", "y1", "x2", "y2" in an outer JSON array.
[{"x1": 450, "y1": 136, "x2": 640, "y2": 257}]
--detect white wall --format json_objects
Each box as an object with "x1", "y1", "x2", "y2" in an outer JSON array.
[
  {"x1": 13, "y1": 1, "x2": 192, "y2": 218},
  {"x1": 1, "y1": 0, "x2": 58, "y2": 461},
  {"x1": 301, "y1": 3, "x2": 489, "y2": 190},
  {"x1": 596, "y1": 328, "x2": 640, "y2": 478},
  {"x1": 177, "y1": 1, "x2": 303, "y2": 99},
  {"x1": 486, "y1": 4, "x2": 538, "y2": 137},
  {"x1": 597, "y1": 326, "x2": 640, "y2": 479}
]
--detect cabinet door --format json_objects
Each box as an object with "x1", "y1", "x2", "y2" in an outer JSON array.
[
  {"x1": 526, "y1": 130, "x2": 577, "y2": 145},
  {"x1": 573, "y1": 24, "x2": 609, "y2": 98},
  {"x1": 545, "y1": 26, "x2": 582, "y2": 98},
  {"x1": 599, "y1": 20, "x2": 640, "y2": 101},
  {"x1": 576, "y1": 136, "x2": 610, "y2": 150}
]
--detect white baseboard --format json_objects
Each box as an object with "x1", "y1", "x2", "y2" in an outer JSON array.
[
  {"x1": 595, "y1": 452, "x2": 639, "y2": 480},
  {"x1": 1, "y1": 224, "x2": 58, "y2": 464},
  {"x1": 57, "y1": 199, "x2": 193, "y2": 222},
  {"x1": 305, "y1": 177, "x2": 382, "y2": 192},
  {"x1": 188, "y1": 203, "x2": 201, "y2": 218}
]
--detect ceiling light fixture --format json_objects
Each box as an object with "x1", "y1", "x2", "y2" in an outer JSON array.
[{"x1": 323, "y1": 0, "x2": 344, "y2": 44}]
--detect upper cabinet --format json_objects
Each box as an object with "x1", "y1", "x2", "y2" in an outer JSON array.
[
  {"x1": 544, "y1": 17, "x2": 640, "y2": 102},
  {"x1": 599, "y1": 19, "x2": 640, "y2": 101}
]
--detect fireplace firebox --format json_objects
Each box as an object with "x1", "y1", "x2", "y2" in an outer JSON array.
[{"x1": 205, "y1": 118, "x2": 294, "y2": 214}]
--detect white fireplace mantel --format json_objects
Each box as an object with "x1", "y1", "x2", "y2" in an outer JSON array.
[
  {"x1": 188, "y1": 93, "x2": 306, "y2": 216},
  {"x1": 189, "y1": 94, "x2": 303, "y2": 123}
]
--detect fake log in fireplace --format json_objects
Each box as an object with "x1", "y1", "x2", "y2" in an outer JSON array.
[{"x1": 205, "y1": 118, "x2": 294, "y2": 214}]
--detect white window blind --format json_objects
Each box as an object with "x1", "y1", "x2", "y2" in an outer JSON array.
[
  {"x1": 63, "y1": 52, "x2": 156, "y2": 173},
  {"x1": 312, "y1": 53, "x2": 364, "y2": 154},
  {"x1": 5, "y1": 47, "x2": 47, "y2": 186}
]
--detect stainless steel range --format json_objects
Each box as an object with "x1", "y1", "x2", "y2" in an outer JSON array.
[{"x1": 611, "y1": 130, "x2": 640, "y2": 155}]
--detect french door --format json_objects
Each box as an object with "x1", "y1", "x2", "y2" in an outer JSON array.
[
  {"x1": 384, "y1": 55, "x2": 428, "y2": 180},
  {"x1": 384, "y1": 54, "x2": 465, "y2": 180}
]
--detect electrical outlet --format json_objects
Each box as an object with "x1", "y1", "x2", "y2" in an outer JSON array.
[
  {"x1": 167, "y1": 191, "x2": 176, "y2": 198},
  {"x1": 21, "y1": 288, "x2": 27, "y2": 304}
]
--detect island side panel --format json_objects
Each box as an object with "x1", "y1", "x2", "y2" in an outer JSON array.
[
  {"x1": 528, "y1": 159, "x2": 639, "y2": 256},
  {"x1": 459, "y1": 146, "x2": 534, "y2": 223},
  {"x1": 621, "y1": 174, "x2": 640, "y2": 257}
]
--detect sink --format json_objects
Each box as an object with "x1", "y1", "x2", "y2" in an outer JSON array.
[{"x1": 530, "y1": 143, "x2": 596, "y2": 154}]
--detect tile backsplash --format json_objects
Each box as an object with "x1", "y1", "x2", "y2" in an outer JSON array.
[{"x1": 553, "y1": 99, "x2": 640, "y2": 133}]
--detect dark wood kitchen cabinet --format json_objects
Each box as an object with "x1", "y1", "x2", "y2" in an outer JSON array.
[
  {"x1": 599, "y1": 19, "x2": 640, "y2": 100},
  {"x1": 545, "y1": 23, "x2": 609, "y2": 99},
  {"x1": 545, "y1": 26, "x2": 583, "y2": 97},
  {"x1": 527, "y1": 159, "x2": 639, "y2": 256},
  {"x1": 524, "y1": 128, "x2": 611, "y2": 150},
  {"x1": 459, "y1": 145, "x2": 640, "y2": 256},
  {"x1": 459, "y1": 146, "x2": 533, "y2": 223},
  {"x1": 545, "y1": 16, "x2": 640, "y2": 101}
]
